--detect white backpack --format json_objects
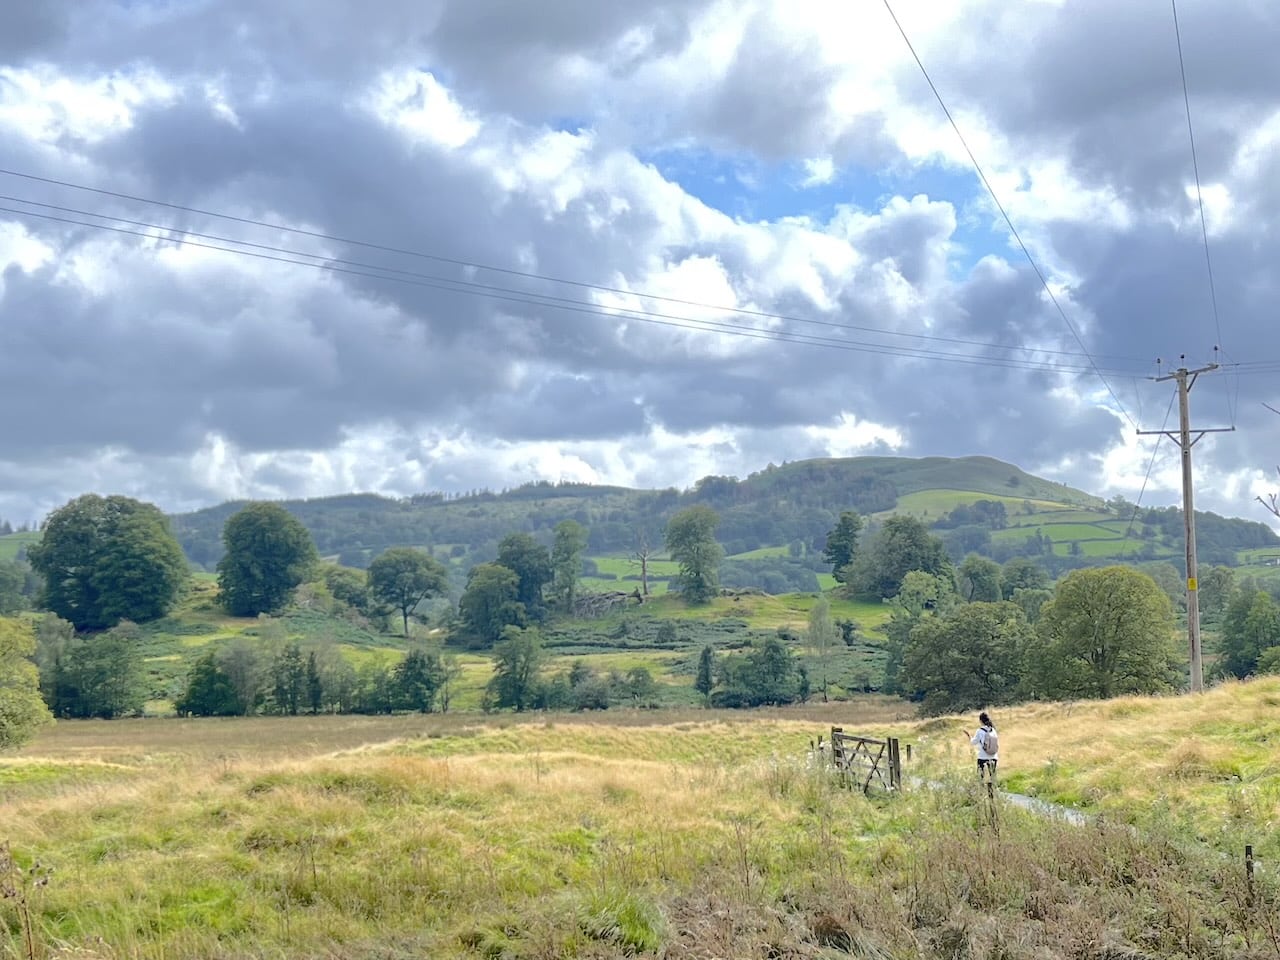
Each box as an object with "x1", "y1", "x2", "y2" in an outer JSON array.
[{"x1": 983, "y1": 727, "x2": 999, "y2": 755}]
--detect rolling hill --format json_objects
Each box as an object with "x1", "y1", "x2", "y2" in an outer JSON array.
[{"x1": 158, "y1": 454, "x2": 1275, "y2": 581}]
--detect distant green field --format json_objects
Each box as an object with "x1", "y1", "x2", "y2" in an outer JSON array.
[
  {"x1": 1004, "y1": 508, "x2": 1117, "y2": 527},
  {"x1": 727, "y1": 545, "x2": 791, "y2": 560},
  {"x1": 991, "y1": 521, "x2": 1124, "y2": 543},
  {"x1": 885, "y1": 489, "x2": 1072, "y2": 519},
  {"x1": 1052, "y1": 539, "x2": 1152, "y2": 558},
  {"x1": 579, "y1": 575, "x2": 671, "y2": 596},
  {"x1": 631, "y1": 591, "x2": 890, "y2": 634},
  {"x1": 0, "y1": 531, "x2": 39, "y2": 561},
  {"x1": 1237, "y1": 546, "x2": 1280, "y2": 566},
  {"x1": 591, "y1": 555, "x2": 680, "y2": 577}
]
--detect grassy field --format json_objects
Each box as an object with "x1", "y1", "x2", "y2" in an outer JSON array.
[
  {"x1": 991, "y1": 521, "x2": 1122, "y2": 542},
  {"x1": 900, "y1": 675, "x2": 1280, "y2": 859},
  {"x1": 0, "y1": 531, "x2": 39, "y2": 561},
  {"x1": 879, "y1": 490, "x2": 1185, "y2": 562},
  {"x1": 885, "y1": 489, "x2": 1074, "y2": 519},
  {"x1": 3, "y1": 688, "x2": 1277, "y2": 959},
  {"x1": 1237, "y1": 546, "x2": 1280, "y2": 566}
]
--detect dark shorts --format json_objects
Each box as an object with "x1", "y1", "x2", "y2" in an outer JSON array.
[{"x1": 977, "y1": 758, "x2": 998, "y2": 777}]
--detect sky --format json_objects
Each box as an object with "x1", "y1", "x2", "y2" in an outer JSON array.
[{"x1": 1, "y1": 0, "x2": 1278, "y2": 526}]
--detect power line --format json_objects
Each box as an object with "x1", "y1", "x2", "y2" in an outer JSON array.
[
  {"x1": 1122, "y1": 388, "x2": 1177, "y2": 553},
  {"x1": 0, "y1": 198, "x2": 1161, "y2": 377},
  {"x1": 1170, "y1": 0, "x2": 1234, "y2": 426},
  {"x1": 0, "y1": 200, "x2": 1152, "y2": 378},
  {"x1": 879, "y1": 0, "x2": 1138, "y2": 430},
  {"x1": 0, "y1": 167, "x2": 1149, "y2": 365}
]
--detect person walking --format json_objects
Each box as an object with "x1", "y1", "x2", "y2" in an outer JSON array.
[{"x1": 965, "y1": 711, "x2": 999, "y2": 785}]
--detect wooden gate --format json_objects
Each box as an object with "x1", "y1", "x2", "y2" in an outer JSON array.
[{"x1": 829, "y1": 726, "x2": 902, "y2": 793}]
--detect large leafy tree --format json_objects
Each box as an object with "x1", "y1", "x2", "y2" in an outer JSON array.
[
  {"x1": 40, "y1": 621, "x2": 146, "y2": 719},
  {"x1": 217, "y1": 503, "x2": 318, "y2": 617},
  {"x1": 0, "y1": 618, "x2": 53, "y2": 749},
  {"x1": 368, "y1": 547, "x2": 450, "y2": 636},
  {"x1": 1198, "y1": 566, "x2": 1236, "y2": 624},
  {"x1": 457, "y1": 563, "x2": 525, "y2": 647},
  {"x1": 1033, "y1": 566, "x2": 1180, "y2": 699},
  {"x1": 958, "y1": 554, "x2": 1003, "y2": 602},
  {"x1": 822, "y1": 511, "x2": 863, "y2": 584},
  {"x1": 496, "y1": 533, "x2": 554, "y2": 616},
  {"x1": 881, "y1": 571, "x2": 957, "y2": 694},
  {"x1": 487, "y1": 626, "x2": 545, "y2": 712},
  {"x1": 392, "y1": 649, "x2": 447, "y2": 712},
  {"x1": 900, "y1": 602, "x2": 1033, "y2": 715},
  {"x1": 323, "y1": 564, "x2": 371, "y2": 615},
  {"x1": 28, "y1": 494, "x2": 188, "y2": 630},
  {"x1": 1219, "y1": 589, "x2": 1280, "y2": 679},
  {"x1": 710, "y1": 636, "x2": 802, "y2": 707},
  {"x1": 844, "y1": 515, "x2": 952, "y2": 601},
  {"x1": 1000, "y1": 557, "x2": 1049, "y2": 599},
  {"x1": 549, "y1": 520, "x2": 589, "y2": 614},
  {"x1": 175, "y1": 652, "x2": 245, "y2": 717},
  {"x1": 268, "y1": 642, "x2": 307, "y2": 715},
  {"x1": 665, "y1": 505, "x2": 723, "y2": 604},
  {"x1": 0, "y1": 560, "x2": 30, "y2": 615}
]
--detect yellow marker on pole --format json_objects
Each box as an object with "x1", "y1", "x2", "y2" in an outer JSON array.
[{"x1": 1188, "y1": 578, "x2": 1198, "y2": 591}]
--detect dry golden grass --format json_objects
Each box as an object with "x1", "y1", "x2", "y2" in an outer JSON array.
[
  {"x1": 3, "y1": 690, "x2": 1279, "y2": 958},
  {"x1": 894, "y1": 676, "x2": 1280, "y2": 851}
]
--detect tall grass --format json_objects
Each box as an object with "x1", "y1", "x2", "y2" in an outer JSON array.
[
  {"x1": 899, "y1": 676, "x2": 1280, "y2": 860},
  {"x1": 3, "y1": 692, "x2": 1278, "y2": 958}
]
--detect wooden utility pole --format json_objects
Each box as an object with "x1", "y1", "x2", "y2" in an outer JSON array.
[{"x1": 1138, "y1": 361, "x2": 1233, "y2": 692}]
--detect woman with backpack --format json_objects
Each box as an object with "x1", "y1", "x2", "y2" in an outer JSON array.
[{"x1": 965, "y1": 711, "x2": 999, "y2": 782}]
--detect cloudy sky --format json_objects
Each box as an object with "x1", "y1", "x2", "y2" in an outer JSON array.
[{"x1": 1, "y1": 0, "x2": 1278, "y2": 525}]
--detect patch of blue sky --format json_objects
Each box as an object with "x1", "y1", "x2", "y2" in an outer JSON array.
[{"x1": 642, "y1": 146, "x2": 1008, "y2": 276}]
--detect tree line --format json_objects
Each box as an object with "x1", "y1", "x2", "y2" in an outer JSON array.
[
  {"x1": 3, "y1": 487, "x2": 1279, "y2": 748},
  {"x1": 0, "y1": 493, "x2": 732, "y2": 735},
  {"x1": 819, "y1": 508, "x2": 1280, "y2": 714}
]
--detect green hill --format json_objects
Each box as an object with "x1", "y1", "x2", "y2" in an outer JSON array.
[
  {"x1": 157, "y1": 454, "x2": 1276, "y2": 582},
  {"x1": 165, "y1": 455, "x2": 1103, "y2": 568}
]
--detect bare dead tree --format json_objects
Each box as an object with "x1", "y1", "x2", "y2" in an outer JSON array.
[
  {"x1": 1259, "y1": 403, "x2": 1280, "y2": 520},
  {"x1": 630, "y1": 530, "x2": 656, "y2": 597}
]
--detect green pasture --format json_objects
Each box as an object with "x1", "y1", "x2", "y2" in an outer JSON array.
[
  {"x1": 590, "y1": 555, "x2": 680, "y2": 577},
  {"x1": 991, "y1": 521, "x2": 1123, "y2": 543},
  {"x1": 0, "y1": 530, "x2": 39, "y2": 561},
  {"x1": 885, "y1": 489, "x2": 1072, "y2": 519},
  {"x1": 1237, "y1": 546, "x2": 1280, "y2": 566},
  {"x1": 579, "y1": 575, "x2": 670, "y2": 595},
  {"x1": 726, "y1": 545, "x2": 791, "y2": 559},
  {"x1": 1051, "y1": 539, "x2": 1151, "y2": 558},
  {"x1": 1003, "y1": 508, "x2": 1116, "y2": 527}
]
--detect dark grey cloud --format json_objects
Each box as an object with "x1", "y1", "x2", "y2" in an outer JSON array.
[
  {"x1": 942, "y1": 0, "x2": 1280, "y2": 211},
  {"x1": 0, "y1": 0, "x2": 1277, "y2": 522},
  {"x1": 0, "y1": 0, "x2": 71, "y2": 61}
]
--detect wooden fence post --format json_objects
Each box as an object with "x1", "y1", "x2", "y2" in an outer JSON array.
[{"x1": 1245, "y1": 844, "x2": 1255, "y2": 907}]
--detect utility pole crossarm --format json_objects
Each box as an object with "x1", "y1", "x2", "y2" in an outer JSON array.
[{"x1": 1137, "y1": 427, "x2": 1234, "y2": 444}]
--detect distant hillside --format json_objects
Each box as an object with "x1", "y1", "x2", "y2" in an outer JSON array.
[
  {"x1": 165, "y1": 455, "x2": 1277, "y2": 578},
  {"x1": 166, "y1": 456, "x2": 1078, "y2": 568}
]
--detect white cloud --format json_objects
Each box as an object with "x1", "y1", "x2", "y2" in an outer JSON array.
[
  {"x1": 0, "y1": 64, "x2": 175, "y2": 143},
  {"x1": 365, "y1": 69, "x2": 480, "y2": 150},
  {"x1": 800, "y1": 156, "x2": 835, "y2": 187}
]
